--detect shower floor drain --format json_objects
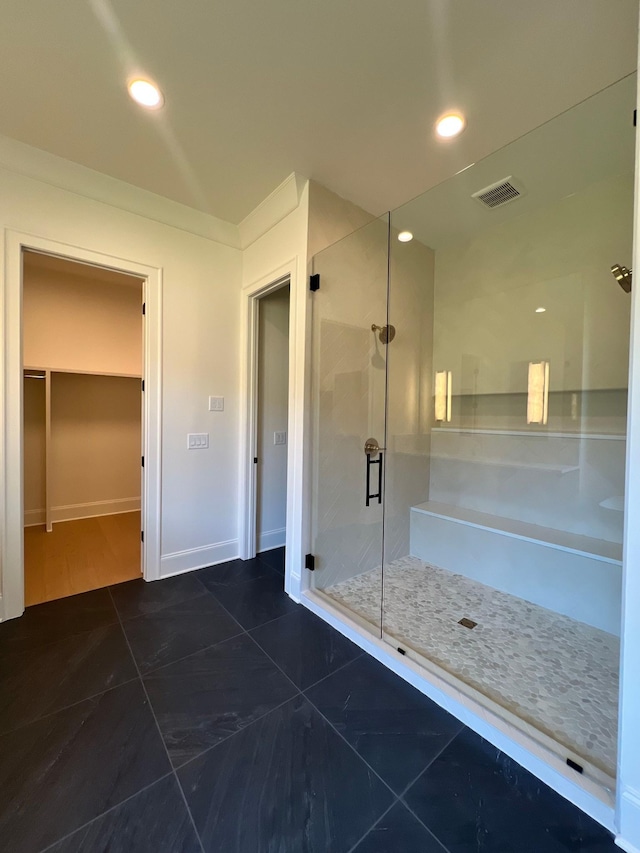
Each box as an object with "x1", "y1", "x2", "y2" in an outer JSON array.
[{"x1": 458, "y1": 617, "x2": 478, "y2": 629}]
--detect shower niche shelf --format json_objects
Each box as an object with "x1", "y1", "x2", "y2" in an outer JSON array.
[{"x1": 429, "y1": 452, "x2": 579, "y2": 475}]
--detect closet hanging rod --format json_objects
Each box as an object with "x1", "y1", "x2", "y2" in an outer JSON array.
[{"x1": 24, "y1": 374, "x2": 46, "y2": 380}]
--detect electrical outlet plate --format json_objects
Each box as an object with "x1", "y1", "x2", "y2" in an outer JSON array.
[
  {"x1": 209, "y1": 396, "x2": 224, "y2": 412},
  {"x1": 274, "y1": 431, "x2": 287, "y2": 445},
  {"x1": 187, "y1": 433, "x2": 209, "y2": 449}
]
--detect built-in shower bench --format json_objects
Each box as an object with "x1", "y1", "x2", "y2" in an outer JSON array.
[{"x1": 409, "y1": 500, "x2": 622, "y2": 635}]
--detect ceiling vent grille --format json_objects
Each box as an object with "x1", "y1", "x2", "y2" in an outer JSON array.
[{"x1": 472, "y1": 176, "x2": 525, "y2": 209}]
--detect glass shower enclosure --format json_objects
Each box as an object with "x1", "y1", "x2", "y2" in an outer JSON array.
[{"x1": 309, "y1": 73, "x2": 634, "y2": 793}]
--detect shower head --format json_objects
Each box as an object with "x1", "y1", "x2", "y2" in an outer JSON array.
[
  {"x1": 371, "y1": 323, "x2": 396, "y2": 344},
  {"x1": 611, "y1": 264, "x2": 632, "y2": 293}
]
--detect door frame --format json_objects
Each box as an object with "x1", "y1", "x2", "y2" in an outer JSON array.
[
  {"x1": 0, "y1": 230, "x2": 163, "y2": 621},
  {"x1": 239, "y1": 270, "x2": 291, "y2": 561},
  {"x1": 239, "y1": 255, "x2": 310, "y2": 602}
]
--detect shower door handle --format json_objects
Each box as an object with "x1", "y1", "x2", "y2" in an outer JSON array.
[{"x1": 364, "y1": 438, "x2": 383, "y2": 506}]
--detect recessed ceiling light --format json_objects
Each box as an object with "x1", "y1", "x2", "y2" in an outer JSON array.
[
  {"x1": 435, "y1": 113, "x2": 465, "y2": 139},
  {"x1": 128, "y1": 79, "x2": 164, "y2": 109},
  {"x1": 398, "y1": 231, "x2": 413, "y2": 243},
  {"x1": 535, "y1": 307, "x2": 546, "y2": 313}
]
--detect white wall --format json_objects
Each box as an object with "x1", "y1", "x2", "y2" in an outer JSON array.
[
  {"x1": 0, "y1": 137, "x2": 243, "y2": 615},
  {"x1": 307, "y1": 180, "x2": 375, "y2": 259},
  {"x1": 256, "y1": 286, "x2": 290, "y2": 551}
]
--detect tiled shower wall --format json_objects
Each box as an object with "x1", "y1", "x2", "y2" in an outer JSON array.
[
  {"x1": 428, "y1": 430, "x2": 625, "y2": 544},
  {"x1": 427, "y1": 173, "x2": 632, "y2": 546}
]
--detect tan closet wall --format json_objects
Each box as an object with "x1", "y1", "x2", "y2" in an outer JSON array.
[
  {"x1": 23, "y1": 254, "x2": 143, "y2": 525},
  {"x1": 24, "y1": 376, "x2": 46, "y2": 515},
  {"x1": 23, "y1": 259, "x2": 142, "y2": 375}
]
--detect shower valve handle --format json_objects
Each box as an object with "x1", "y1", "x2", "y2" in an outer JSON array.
[
  {"x1": 365, "y1": 438, "x2": 384, "y2": 506},
  {"x1": 364, "y1": 437, "x2": 382, "y2": 456}
]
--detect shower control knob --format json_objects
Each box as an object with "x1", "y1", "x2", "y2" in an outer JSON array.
[{"x1": 364, "y1": 438, "x2": 381, "y2": 457}]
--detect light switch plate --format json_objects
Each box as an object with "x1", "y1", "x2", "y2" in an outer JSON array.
[
  {"x1": 187, "y1": 433, "x2": 209, "y2": 449},
  {"x1": 209, "y1": 396, "x2": 224, "y2": 412},
  {"x1": 274, "y1": 431, "x2": 287, "y2": 446}
]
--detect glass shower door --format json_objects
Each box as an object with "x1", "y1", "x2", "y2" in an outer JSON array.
[{"x1": 309, "y1": 215, "x2": 390, "y2": 636}]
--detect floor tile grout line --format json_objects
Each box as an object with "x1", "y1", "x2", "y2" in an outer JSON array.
[
  {"x1": 116, "y1": 586, "x2": 217, "y2": 625},
  {"x1": 394, "y1": 725, "x2": 465, "y2": 801},
  {"x1": 166, "y1": 618, "x2": 378, "y2": 776},
  {"x1": 35, "y1": 771, "x2": 176, "y2": 853},
  {"x1": 299, "y1": 649, "x2": 365, "y2": 694},
  {"x1": 243, "y1": 629, "x2": 305, "y2": 695},
  {"x1": 0, "y1": 673, "x2": 141, "y2": 740},
  {"x1": 343, "y1": 799, "x2": 400, "y2": 853},
  {"x1": 388, "y1": 730, "x2": 465, "y2": 853},
  {"x1": 255, "y1": 558, "x2": 286, "y2": 576},
  {"x1": 108, "y1": 577, "x2": 209, "y2": 623},
  {"x1": 133, "y1": 627, "x2": 246, "y2": 677},
  {"x1": 200, "y1": 566, "x2": 283, "y2": 597},
  {"x1": 302, "y1": 690, "x2": 401, "y2": 800},
  {"x1": 397, "y1": 796, "x2": 452, "y2": 853},
  {"x1": 246, "y1": 609, "x2": 448, "y2": 805},
  {"x1": 171, "y1": 692, "x2": 303, "y2": 773},
  {"x1": 0, "y1": 613, "x2": 122, "y2": 661},
  {"x1": 24, "y1": 571, "x2": 446, "y2": 852},
  {"x1": 245, "y1": 605, "x2": 304, "y2": 633},
  {"x1": 391, "y1": 726, "x2": 466, "y2": 853},
  {"x1": 106, "y1": 586, "x2": 207, "y2": 853},
  {"x1": 202, "y1": 577, "x2": 313, "y2": 639},
  {"x1": 193, "y1": 585, "x2": 252, "y2": 636},
  {"x1": 243, "y1": 605, "x2": 300, "y2": 631}
]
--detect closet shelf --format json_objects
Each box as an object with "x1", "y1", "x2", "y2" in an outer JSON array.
[{"x1": 24, "y1": 366, "x2": 141, "y2": 380}]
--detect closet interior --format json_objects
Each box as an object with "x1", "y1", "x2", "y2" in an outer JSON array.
[{"x1": 23, "y1": 251, "x2": 144, "y2": 605}]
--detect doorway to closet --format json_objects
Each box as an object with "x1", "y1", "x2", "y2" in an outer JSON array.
[
  {"x1": 22, "y1": 250, "x2": 144, "y2": 605},
  {"x1": 254, "y1": 283, "x2": 290, "y2": 572}
]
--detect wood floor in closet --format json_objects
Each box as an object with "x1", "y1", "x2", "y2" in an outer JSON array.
[{"x1": 24, "y1": 511, "x2": 142, "y2": 606}]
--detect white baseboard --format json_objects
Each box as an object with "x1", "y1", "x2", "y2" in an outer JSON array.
[
  {"x1": 617, "y1": 788, "x2": 640, "y2": 852},
  {"x1": 258, "y1": 527, "x2": 286, "y2": 553},
  {"x1": 616, "y1": 840, "x2": 640, "y2": 853},
  {"x1": 24, "y1": 497, "x2": 141, "y2": 526},
  {"x1": 159, "y1": 539, "x2": 239, "y2": 578}
]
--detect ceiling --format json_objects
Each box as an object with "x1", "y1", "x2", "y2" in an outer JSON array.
[
  {"x1": 0, "y1": 0, "x2": 637, "y2": 224},
  {"x1": 394, "y1": 74, "x2": 636, "y2": 249}
]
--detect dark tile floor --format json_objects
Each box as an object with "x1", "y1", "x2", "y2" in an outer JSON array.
[{"x1": 0, "y1": 547, "x2": 619, "y2": 852}]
